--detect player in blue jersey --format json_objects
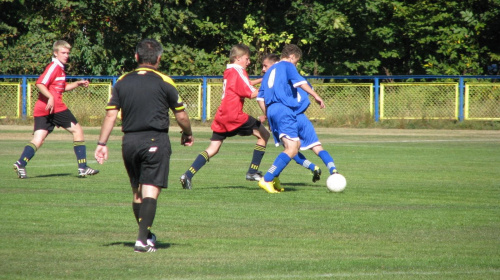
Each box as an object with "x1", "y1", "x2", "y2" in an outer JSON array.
[
  {"x1": 257, "y1": 44, "x2": 325, "y2": 193},
  {"x1": 257, "y1": 54, "x2": 338, "y2": 191}
]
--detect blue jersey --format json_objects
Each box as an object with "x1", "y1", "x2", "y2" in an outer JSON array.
[
  {"x1": 260, "y1": 61, "x2": 307, "y2": 110},
  {"x1": 295, "y1": 81, "x2": 312, "y2": 115}
]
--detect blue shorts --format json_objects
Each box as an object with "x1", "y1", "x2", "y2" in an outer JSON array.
[
  {"x1": 267, "y1": 103, "x2": 299, "y2": 146},
  {"x1": 296, "y1": 113, "x2": 321, "y2": 150}
]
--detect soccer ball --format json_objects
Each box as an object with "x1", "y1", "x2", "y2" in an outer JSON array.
[{"x1": 326, "y1": 173, "x2": 346, "y2": 192}]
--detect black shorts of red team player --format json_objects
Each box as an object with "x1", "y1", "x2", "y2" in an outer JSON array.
[
  {"x1": 33, "y1": 109, "x2": 79, "y2": 133},
  {"x1": 210, "y1": 116, "x2": 261, "y2": 141},
  {"x1": 122, "y1": 131, "x2": 172, "y2": 189}
]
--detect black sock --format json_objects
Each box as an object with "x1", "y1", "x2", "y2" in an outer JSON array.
[
  {"x1": 185, "y1": 151, "x2": 209, "y2": 179},
  {"x1": 133, "y1": 202, "x2": 141, "y2": 224},
  {"x1": 17, "y1": 143, "x2": 37, "y2": 167},
  {"x1": 248, "y1": 144, "x2": 266, "y2": 174},
  {"x1": 137, "y1": 198, "x2": 157, "y2": 244},
  {"x1": 73, "y1": 141, "x2": 87, "y2": 169}
]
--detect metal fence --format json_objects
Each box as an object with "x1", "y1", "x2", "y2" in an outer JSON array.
[{"x1": 1, "y1": 75, "x2": 499, "y2": 123}]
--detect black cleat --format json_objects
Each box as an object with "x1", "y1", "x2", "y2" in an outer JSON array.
[
  {"x1": 246, "y1": 171, "x2": 263, "y2": 181},
  {"x1": 134, "y1": 241, "x2": 157, "y2": 253},
  {"x1": 13, "y1": 163, "x2": 27, "y2": 179},
  {"x1": 312, "y1": 166, "x2": 322, "y2": 183},
  {"x1": 180, "y1": 174, "x2": 192, "y2": 190}
]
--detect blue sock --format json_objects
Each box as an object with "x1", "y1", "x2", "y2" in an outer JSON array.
[
  {"x1": 318, "y1": 150, "x2": 337, "y2": 174},
  {"x1": 293, "y1": 152, "x2": 316, "y2": 172},
  {"x1": 264, "y1": 152, "x2": 291, "y2": 182},
  {"x1": 74, "y1": 141, "x2": 87, "y2": 169},
  {"x1": 17, "y1": 143, "x2": 37, "y2": 167},
  {"x1": 186, "y1": 151, "x2": 209, "y2": 179}
]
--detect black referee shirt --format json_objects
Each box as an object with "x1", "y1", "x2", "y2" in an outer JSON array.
[{"x1": 107, "y1": 66, "x2": 186, "y2": 133}]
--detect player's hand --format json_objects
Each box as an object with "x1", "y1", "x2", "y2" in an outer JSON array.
[
  {"x1": 94, "y1": 145, "x2": 108, "y2": 164},
  {"x1": 258, "y1": 115, "x2": 267, "y2": 123},
  {"x1": 77, "y1": 80, "x2": 90, "y2": 88},
  {"x1": 181, "y1": 132, "x2": 194, "y2": 146},
  {"x1": 315, "y1": 96, "x2": 325, "y2": 109},
  {"x1": 45, "y1": 97, "x2": 55, "y2": 113}
]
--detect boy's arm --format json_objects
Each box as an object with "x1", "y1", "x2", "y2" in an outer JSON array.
[
  {"x1": 65, "y1": 80, "x2": 89, "y2": 91},
  {"x1": 249, "y1": 88, "x2": 259, "y2": 99},
  {"x1": 299, "y1": 83, "x2": 325, "y2": 109},
  {"x1": 35, "y1": 84, "x2": 55, "y2": 113},
  {"x1": 250, "y1": 78, "x2": 262, "y2": 86}
]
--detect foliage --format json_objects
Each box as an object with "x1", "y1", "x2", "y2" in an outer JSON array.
[{"x1": 0, "y1": 0, "x2": 498, "y2": 76}]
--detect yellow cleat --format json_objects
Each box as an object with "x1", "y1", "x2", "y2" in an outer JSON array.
[
  {"x1": 258, "y1": 178, "x2": 279, "y2": 193},
  {"x1": 273, "y1": 177, "x2": 284, "y2": 192}
]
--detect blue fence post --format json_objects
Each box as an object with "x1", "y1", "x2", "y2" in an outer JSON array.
[
  {"x1": 374, "y1": 77, "x2": 380, "y2": 122},
  {"x1": 202, "y1": 77, "x2": 208, "y2": 122},
  {"x1": 458, "y1": 77, "x2": 464, "y2": 122},
  {"x1": 21, "y1": 76, "x2": 27, "y2": 120}
]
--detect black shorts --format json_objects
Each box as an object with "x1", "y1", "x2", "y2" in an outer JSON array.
[
  {"x1": 33, "y1": 109, "x2": 78, "y2": 133},
  {"x1": 122, "y1": 131, "x2": 172, "y2": 189},
  {"x1": 210, "y1": 116, "x2": 261, "y2": 141}
]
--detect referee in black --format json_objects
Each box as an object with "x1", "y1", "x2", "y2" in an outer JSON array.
[{"x1": 94, "y1": 38, "x2": 194, "y2": 253}]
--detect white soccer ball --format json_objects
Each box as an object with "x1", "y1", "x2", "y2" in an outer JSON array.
[{"x1": 326, "y1": 173, "x2": 346, "y2": 192}]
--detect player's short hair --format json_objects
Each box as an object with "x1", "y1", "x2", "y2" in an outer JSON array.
[
  {"x1": 229, "y1": 44, "x2": 250, "y2": 63},
  {"x1": 136, "y1": 38, "x2": 163, "y2": 65},
  {"x1": 262, "y1": 53, "x2": 280, "y2": 63},
  {"x1": 53, "y1": 40, "x2": 71, "y2": 54},
  {"x1": 281, "y1": 44, "x2": 302, "y2": 60}
]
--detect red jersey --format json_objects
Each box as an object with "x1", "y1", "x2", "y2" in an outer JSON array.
[
  {"x1": 34, "y1": 58, "x2": 68, "y2": 117},
  {"x1": 211, "y1": 64, "x2": 256, "y2": 133}
]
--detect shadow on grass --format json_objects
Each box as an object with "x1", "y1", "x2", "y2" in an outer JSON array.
[
  {"x1": 205, "y1": 184, "x2": 306, "y2": 192},
  {"x1": 103, "y1": 241, "x2": 174, "y2": 250},
  {"x1": 33, "y1": 173, "x2": 73, "y2": 178}
]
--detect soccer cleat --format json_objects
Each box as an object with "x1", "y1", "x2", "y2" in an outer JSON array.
[
  {"x1": 312, "y1": 166, "x2": 322, "y2": 183},
  {"x1": 78, "y1": 166, "x2": 99, "y2": 177},
  {"x1": 147, "y1": 232, "x2": 156, "y2": 247},
  {"x1": 13, "y1": 163, "x2": 27, "y2": 179},
  {"x1": 273, "y1": 177, "x2": 284, "y2": 192},
  {"x1": 246, "y1": 171, "x2": 263, "y2": 181},
  {"x1": 331, "y1": 169, "x2": 339, "y2": 175},
  {"x1": 258, "y1": 178, "x2": 279, "y2": 193},
  {"x1": 134, "y1": 241, "x2": 157, "y2": 253},
  {"x1": 180, "y1": 174, "x2": 192, "y2": 190}
]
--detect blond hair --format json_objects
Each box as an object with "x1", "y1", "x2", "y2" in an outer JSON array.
[
  {"x1": 53, "y1": 40, "x2": 71, "y2": 54},
  {"x1": 229, "y1": 44, "x2": 250, "y2": 63}
]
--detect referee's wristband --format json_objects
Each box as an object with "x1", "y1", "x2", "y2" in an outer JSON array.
[{"x1": 97, "y1": 141, "x2": 107, "y2": 146}]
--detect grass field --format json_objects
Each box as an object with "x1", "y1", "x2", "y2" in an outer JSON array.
[{"x1": 1, "y1": 126, "x2": 499, "y2": 279}]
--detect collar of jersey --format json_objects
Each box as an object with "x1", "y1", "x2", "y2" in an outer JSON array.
[
  {"x1": 226, "y1": 64, "x2": 244, "y2": 70},
  {"x1": 52, "y1": 57, "x2": 64, "y2": 69},
  {"x1": 136, "y1": 66, "x2": 157, "y2": 72}
]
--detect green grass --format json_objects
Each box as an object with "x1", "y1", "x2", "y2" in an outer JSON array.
[{"x1": 1, "y1": 127, "x2": 499, "y2": 279}]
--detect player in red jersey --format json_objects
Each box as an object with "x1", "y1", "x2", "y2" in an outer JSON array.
[
  {"x1": 179, "y1": 44, "x2": 270, "y2": 189},
  {"x1": 13, "y1": 40, "x2": 99, "y2": 179}
]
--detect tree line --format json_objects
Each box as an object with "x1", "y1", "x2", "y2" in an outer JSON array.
[{"x1": 1, "y1": 0, "x2": 499, "y2": 77}]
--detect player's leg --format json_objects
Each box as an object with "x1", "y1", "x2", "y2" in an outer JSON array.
[
  {"x1": 180, "y1": 138, "x2": 223, "y2": 189},
  {"x1": 259, "y1": 105, "x2": 299, "y2": 193},
  {"x1": 312, "y1": 145, "x2": 338, "y2": 174},
  {"x1": 295, "y1": 114, "x2": 322, "y2": 181},
  {"x1": 13, "y1": 117, "x2": 51, "y2": 178},
  {"x1": 246, "y1": 118, "x2": 270, "y2": 180},
  {"x1": 58, "y1": 110, "x2": 98, "y2": 176}
]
